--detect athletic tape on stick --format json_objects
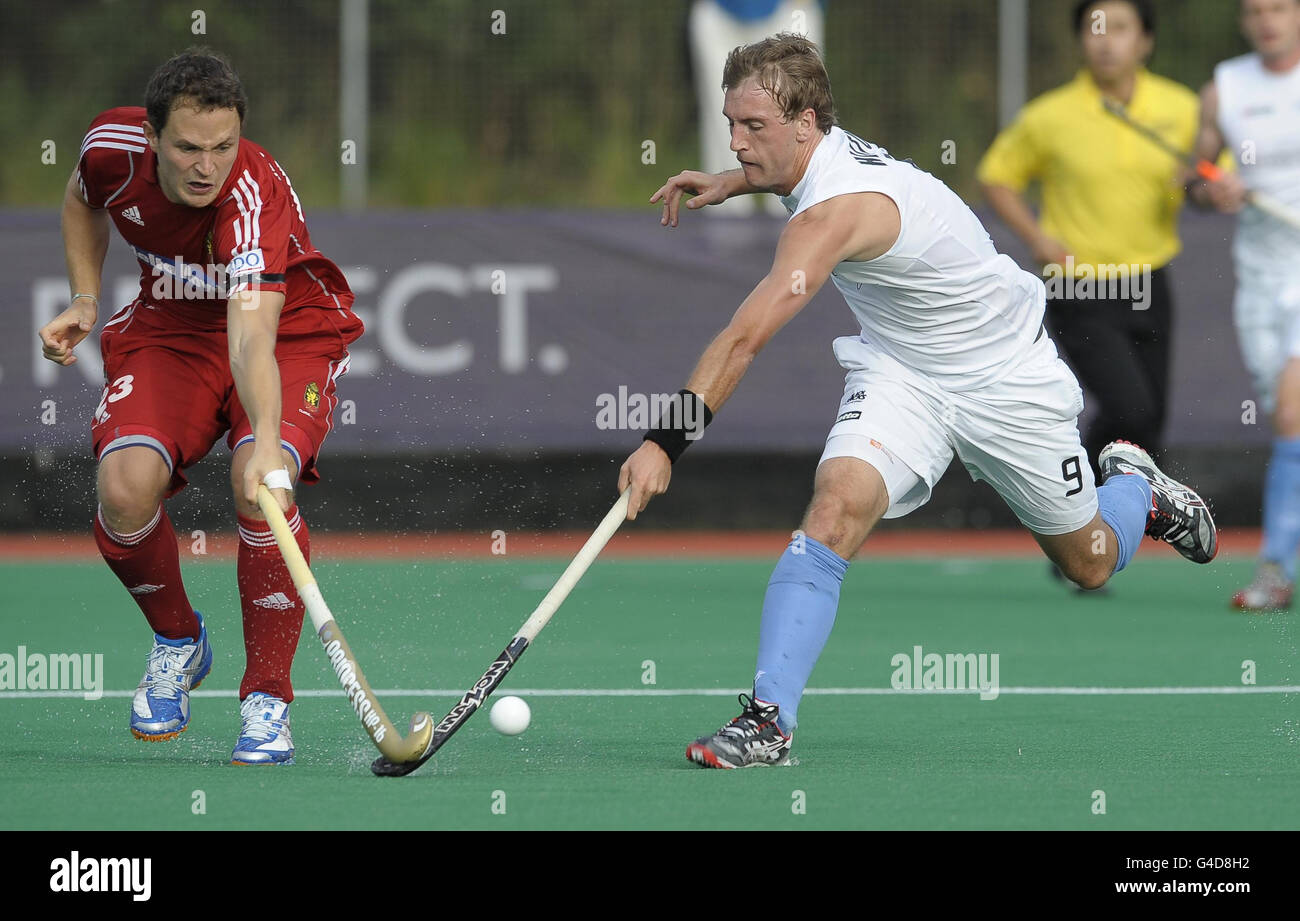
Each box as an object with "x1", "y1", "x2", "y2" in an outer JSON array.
[{"x1": 262, "y1": 467, "x2": 292, "y2": 491}]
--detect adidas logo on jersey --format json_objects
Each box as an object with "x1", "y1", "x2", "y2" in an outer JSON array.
[
  {"x1": 120, "y1": 205, "x2": 144, "y2": 226},
  {"x1": 253, "y1": 592, "x2": 296, "y2": 610},
  {"x1": 128, "y1": 583, "x2": 164, "y2": 596}
]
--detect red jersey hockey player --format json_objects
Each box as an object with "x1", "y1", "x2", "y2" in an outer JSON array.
[{"x1": 39, "y1": 48, "x2": 361, "y2": 765}]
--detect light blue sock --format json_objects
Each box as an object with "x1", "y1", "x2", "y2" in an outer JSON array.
[
  {"x1": 1262, "y1": 437, "x2": 1300, "y2": 579},
  {"x1": 753, "y1": 536, "x2": 848, "y2": 734},
  {"x1": 1098, "y1": 473, "x2": 1152, "y2": 575}
]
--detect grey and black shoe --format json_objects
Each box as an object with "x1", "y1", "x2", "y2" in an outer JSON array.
[
  {"x1": 686, "y1": 693, "x2": 792, "y2": 769},
  {"x1": 1098, "y1": 440, "x2": 1218, "y2": 564}
]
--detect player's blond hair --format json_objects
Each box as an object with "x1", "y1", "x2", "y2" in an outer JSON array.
[{"x1": 721, "y1": 34, "x2": 836, "y2": 135}]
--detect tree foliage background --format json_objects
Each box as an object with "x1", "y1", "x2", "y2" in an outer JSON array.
[{"x1": 0, "y1": 0, "x2": 1249, "y2": 209}]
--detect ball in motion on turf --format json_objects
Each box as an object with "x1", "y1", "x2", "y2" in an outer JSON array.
[{"x1": 489, "y1": 695, "x2": 531, "y2": 735}]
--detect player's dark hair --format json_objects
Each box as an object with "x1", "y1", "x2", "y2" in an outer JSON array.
[
  {"x1": 1073, "y1": 0, "x2": 1155, "y2": 35},
  {"x1": 145, "y1": 47, "x2": 246, "y2": 132},
  {"x1": 722, "y1": 33, "x2": 836, "y2": 134}
]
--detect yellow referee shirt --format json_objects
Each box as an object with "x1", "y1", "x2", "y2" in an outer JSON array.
[{"x1": 977, "y1": 68, "x2": 1199, "y2": 273}]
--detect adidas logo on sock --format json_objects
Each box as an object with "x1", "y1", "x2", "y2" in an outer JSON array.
[
  {"x1": 252, "y1": 592, "x2": 295, "y2": 610},
  {"x1": 128, "y1": 583, "x2": 164, "y2": 595},
  {"x1": 120, "y1": 205, "x2": 144, "y2": 226}
]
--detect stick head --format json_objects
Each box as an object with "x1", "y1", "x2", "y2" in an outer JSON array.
[
  {"x1": 403, "y1": 710, "x2": 434, "y2": 757},
  {"x1": 369, "y1": 711, "x2": 434, "y2": 777},
  {"x1": 370, "y1": 754, "x2": 419, "y2": 777},
  {"x1": 371, "y1": 748, "x2": 428, "y2": 777}
]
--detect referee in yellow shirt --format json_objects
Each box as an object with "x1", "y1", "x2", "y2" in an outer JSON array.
[{"x1": 978, "y1": 0, "x2": 1198, "y2": 473}]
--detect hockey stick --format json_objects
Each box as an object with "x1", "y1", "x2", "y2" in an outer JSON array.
[
  {"x1": 256, "y1": 485, "x2": 433, "y2": 765},
  {"x1": 371, "y1": 488, "x2": 632, "y2": 777},
  {"x1": 1102, "y1": 97, "x2": 1300, "y2": 230}
]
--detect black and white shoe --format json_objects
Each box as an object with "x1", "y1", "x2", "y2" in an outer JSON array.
[
  {"x1": 1098, "y1": 441, "x2": 1218, "y2": 564},
  {"x1": 686, "y1": 693, "x2": 792, "y2": 769}
]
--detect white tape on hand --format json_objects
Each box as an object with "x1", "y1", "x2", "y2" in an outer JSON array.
[{"x1": 263, "y1": 467, "x2": 293, "y2": 491}]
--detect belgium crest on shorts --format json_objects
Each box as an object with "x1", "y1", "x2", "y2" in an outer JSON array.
[{"x1": 304, "y1": 382, "x2": 321, "y2": 411}]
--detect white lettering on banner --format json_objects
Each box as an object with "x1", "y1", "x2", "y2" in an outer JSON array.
[
  {"x1": 470, "y1": 264, "x2": 559, "y2": 373},
  {"x1": 31, "y1": 262, "x2": 560, "y2": 387},
  {"x1": 374, "y1": 263, "x2": 560, "y2": 376},
  {"x1": 376, "y1": 264, "x2": 474, "y2": 375}
]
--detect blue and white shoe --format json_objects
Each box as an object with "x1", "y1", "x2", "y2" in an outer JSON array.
[
  {"x1": 130, "y1": 612, "x2": 213, "y2": 741},
  {"x1": 231, "y1": 693, "x2": 294, "y2": 765}
]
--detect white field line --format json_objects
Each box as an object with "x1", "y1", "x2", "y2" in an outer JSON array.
[{"x1": 1, "y1": 685, "x2": 1297, "y2": 700}]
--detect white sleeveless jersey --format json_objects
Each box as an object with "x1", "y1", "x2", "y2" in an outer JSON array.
[
  {"x1": 1214, "y1": 53, "x2": 1300, "y2": 272},
  {"x1": 781, "y1": 127, "x2": 1045, "y2": 390}
]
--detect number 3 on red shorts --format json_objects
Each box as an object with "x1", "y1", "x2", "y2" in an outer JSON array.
[{"x1": 94, "y1": 374, "x2": 134, "y2": 424}]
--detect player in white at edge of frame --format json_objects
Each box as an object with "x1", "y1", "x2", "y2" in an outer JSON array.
[
  {"x1": 1190, "y1": 0, "x2": 1300, "y2": 612},
  {"x1": 617, "y1": 34, "x2": 1219, "y2": 769}
]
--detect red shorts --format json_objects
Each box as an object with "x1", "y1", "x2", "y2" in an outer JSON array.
[{"x1": 92, "y1": 300, "x2": 364, "y2": 496}]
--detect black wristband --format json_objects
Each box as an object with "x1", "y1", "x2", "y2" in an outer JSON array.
[{"x1": 642, "y1": 389, "x2": 713, "y2": 464}]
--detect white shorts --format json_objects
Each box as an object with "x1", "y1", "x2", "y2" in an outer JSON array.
[
  {"x1": 1233, "y1": 275, "x2": 1300, "y2": 413},
  {"x1": 818, "y1": 334, "x2": 1097, "y2": 535}
]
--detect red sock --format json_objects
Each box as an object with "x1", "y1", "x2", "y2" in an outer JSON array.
[
  {"x1": 237, "y1": 505, "x2": 309, "y2": 702},
  {"x1": 95, "y1": 505, "x2": 199, "y2": 641}
]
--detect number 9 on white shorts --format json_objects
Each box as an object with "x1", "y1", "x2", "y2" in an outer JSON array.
[{"x1": 819, "y1": 336, "x2": 1098, "y2": 536}]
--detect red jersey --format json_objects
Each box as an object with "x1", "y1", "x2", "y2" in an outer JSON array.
[{"x1": 77, "y1": 106, "x2": 354, "y2": 327}]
